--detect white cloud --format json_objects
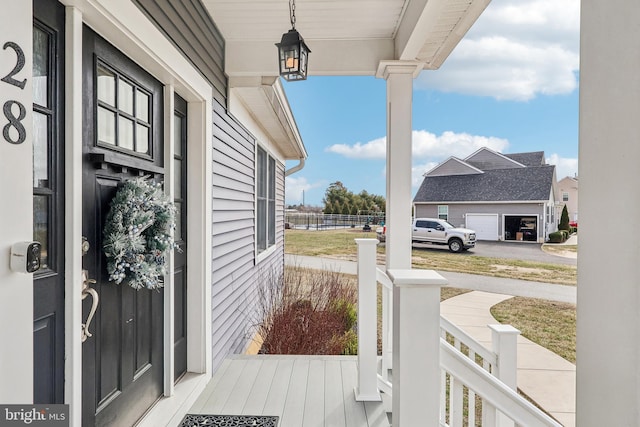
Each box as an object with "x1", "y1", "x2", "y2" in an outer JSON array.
[
  {"x1": 416, "y1": 0, "x2": 580, "y2": 101},
  {"x1": 326, "y1": 136, "x2": 386, "y2": 159},
  {"x1": 546, "y1": 153, "x2": 578, "y2": 179},
  {"x1": 412, "y1": 130, "x2": 509, "y2": 159},
  {"x1": 326, "y1": 130, "x2": 509, "y2": 160},
  {"x1": 285, "y1": 176, "x2": 325, "y2": 204}
]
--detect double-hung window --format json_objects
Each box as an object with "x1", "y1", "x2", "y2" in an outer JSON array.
[
  {"x1": 438, "y1": 205, "x2": 449, "y2": 221},
  {"x1": 257, "y1": 146, "x2": 276, "y2": 253}
]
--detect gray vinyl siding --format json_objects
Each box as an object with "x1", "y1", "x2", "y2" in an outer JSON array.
[
  {"x1": 466, "y1": 150, "x2": 522, "y2": 170},
  {"x1": 211, "y1": 100, "x2": 286, "y2": 372},
  {"x1": 427, "y1": 158, "x2": 481, "y2": 176},
  {"x1": 414, "y1": 202, "x2": 545, "y2": 239},
  {"x1": 134, "y1": 0, "x2": 227, "y2": 102}
]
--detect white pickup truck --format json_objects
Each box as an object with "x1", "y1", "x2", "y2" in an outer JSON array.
[{"x1": 376, "y1": 218, "x2": 476, "y2": 253}]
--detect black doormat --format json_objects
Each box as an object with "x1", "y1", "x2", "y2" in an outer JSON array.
[{"x1": 179, "y1": 414, "x2": 279, "y2": 427}]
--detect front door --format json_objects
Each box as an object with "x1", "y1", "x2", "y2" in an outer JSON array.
[{"x1": 81, "y1": 27, "x2": 164, "y2": 426}]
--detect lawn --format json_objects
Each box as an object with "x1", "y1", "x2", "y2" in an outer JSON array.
[
  {"x1": 285, "y1": 229, "x2": 577, "y2": 286},
  {"x1": 285, "y1": 228, "x2": 577, "y2": 363}
]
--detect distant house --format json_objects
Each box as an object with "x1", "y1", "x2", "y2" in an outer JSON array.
[
  {"x1": 413, "y1": 147, "x2": 558, "y2": 242},
  {"x1": 557, "y1": 176, "x2": 579, "y2": 222}
]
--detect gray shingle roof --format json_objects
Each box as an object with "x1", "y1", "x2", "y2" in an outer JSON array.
[
  {"x1": 504, "y1": 151, "x2": 545, "y2": 167},
  {"x1": 413, "y1": 165, "x2": 556, "y2": 202}
]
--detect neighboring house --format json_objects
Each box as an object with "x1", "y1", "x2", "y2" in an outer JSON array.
[
  {"x1": 413, "y1": 147, "x2": 558, "y2": 242},
  {"x1": 557, "y1": 175, "x2": 578, "y2": 222}
]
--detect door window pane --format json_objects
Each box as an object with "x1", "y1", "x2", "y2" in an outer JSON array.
[
  {"x1": 174, "y1": 159, "x2": 182, "y2": 199},
  {"x1": 97, "y1": 106, "x2": 116, "y2": 145},
  {"x1": 173, "y1": 114, "x2": 182, "y2": 156},
  {"x1": 118, "y1": 116, "x2": 134, "y2": 150},
  {"x1": 97, "y1": 66, "x2": 116, "y2": 107},
  {"x1": 118, "y1": 79, "x2": 134, "y2": 115},
  {"x1": 33, "y1": 111, "x2": 49, "y2": 188},
  {"x1": 136, "y1": 125, "x2": 149, "y2": 154},
  {"x1": 136, "y1": 91, "x2": 149, "y2": 122},
  {"x1": 33, "y1": 27, "x2": 49, "y2": 108},
  {"x1": 174, "y1": 202, "x2": 182, "y2": 241},
  {"x1": 33, "y1": 195, "x2": 49, "y2": 269}
]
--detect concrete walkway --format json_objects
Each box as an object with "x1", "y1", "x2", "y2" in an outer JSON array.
[
  {"x1": 441, "y1": 291, "x2": 575, "y2": 427},
  {"x1": 285, "y1": 254, "x2": 576, "y2": 426}
]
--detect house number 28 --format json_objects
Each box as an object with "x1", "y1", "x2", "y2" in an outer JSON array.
[{"x1": 1, "y1": 41, "x2": 27, "y2": 145}]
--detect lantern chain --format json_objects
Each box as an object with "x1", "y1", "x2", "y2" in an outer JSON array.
[{"x1": 289, "y1": 0, "x2": 296, "y2": 29}]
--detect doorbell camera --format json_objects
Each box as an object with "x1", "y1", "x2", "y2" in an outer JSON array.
[{"x1": 11, "y1": 241, "x2": 42, "y2": 273}]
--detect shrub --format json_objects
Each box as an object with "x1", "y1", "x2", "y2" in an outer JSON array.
[
  {"x1": 559, "y1": 205, "x2": 570, "y2": 231},
  {"x1": 256, "y1": 266, "x2": 358, "y2": 355},
  {"x1": 549, "y1": 231, "x2": 565, "y2": 243}
]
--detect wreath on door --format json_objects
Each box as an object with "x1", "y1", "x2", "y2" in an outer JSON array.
[{"x1": 103, "y1": 177, "x2": 177, "y2": 290}]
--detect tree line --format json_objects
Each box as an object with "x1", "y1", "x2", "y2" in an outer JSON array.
[{"x1": 322, "y1": 181, "x2": 386, "y2": 215}]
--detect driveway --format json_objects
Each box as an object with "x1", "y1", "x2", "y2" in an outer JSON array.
[{"x1": 412, "y1": 240, "x2": 577, "y2": 266}]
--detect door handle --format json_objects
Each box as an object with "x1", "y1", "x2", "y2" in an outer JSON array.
[{"x1": 81, "y1": 269, "x2": 99, "y2": 342}]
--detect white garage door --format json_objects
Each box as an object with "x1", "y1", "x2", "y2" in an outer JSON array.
[{"x1": 466, "y1": 214, "x2": 499, "y2": 241}]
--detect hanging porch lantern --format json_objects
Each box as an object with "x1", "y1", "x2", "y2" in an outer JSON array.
[{"x1": 276, "y1": 0, "x2": 311, "y2": 81}]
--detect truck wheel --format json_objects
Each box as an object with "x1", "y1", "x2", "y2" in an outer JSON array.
[{"x1": 448, "y1": 238, "x2": 463, "y2": 253}]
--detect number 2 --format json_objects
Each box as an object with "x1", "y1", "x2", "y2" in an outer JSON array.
[{"x1": 1, "y1": 41, "x2": 26, "y2": 89}]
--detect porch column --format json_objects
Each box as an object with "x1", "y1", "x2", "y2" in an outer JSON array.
[
  {"x1": 376, "y1": 61, "x2": 423, "y2": 271},
  {"x1": 578, "y1": 1, "x2": 640, "y2": 425},
  {"x1": 0, "y1": 1, "x2": 34, "y2": 403}
]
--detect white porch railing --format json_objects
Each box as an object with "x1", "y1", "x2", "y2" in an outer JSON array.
[{"x1": 354, "y1": 239, "x2": 563, "y2": 427}]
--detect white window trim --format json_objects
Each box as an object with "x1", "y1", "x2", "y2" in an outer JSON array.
[{"x1": 255, "y1": 144, "x2": 277, "y2": 262}]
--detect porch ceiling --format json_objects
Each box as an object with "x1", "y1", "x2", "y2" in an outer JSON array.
[{"x1": 203, "y1": 0, "x2": 491, "y2": 76}]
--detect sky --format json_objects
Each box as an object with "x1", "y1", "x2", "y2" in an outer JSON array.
[{"x1": 282, "y1": 0, "x2": 580, "y2": 207}]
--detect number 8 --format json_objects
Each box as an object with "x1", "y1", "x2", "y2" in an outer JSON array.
[{"x1": 3, "y1": 100, "x2": 26, "y2": 145}]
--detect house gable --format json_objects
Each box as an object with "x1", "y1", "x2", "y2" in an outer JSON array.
[
  {"x1": 464, "y1": 147, "x2": 525, "y2": 170},
  {"x1": 425, "y1": 157, "x2": 484, "y2": 176}
]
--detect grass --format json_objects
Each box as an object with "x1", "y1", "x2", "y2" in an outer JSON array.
[
  {"x1": 286, "y1": 229, "x2": 577, "y2": 286},
  {"x1": 491, "y1": 297, "x2": 576, "y2": 363},
  {"x1": 285, "y1": 228, "x2": 577, "y2": 364}
]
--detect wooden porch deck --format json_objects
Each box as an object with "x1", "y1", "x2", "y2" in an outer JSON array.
[{"x1": 188, "y1": 355, "x2": 390, "y2": 427}]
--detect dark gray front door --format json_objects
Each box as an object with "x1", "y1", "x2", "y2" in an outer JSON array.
[
  {"x1": 33, "y1": 0, "x2": 65, "y2": 404},
  {"x1": 81, "y1": 27, "x2": 164, "y2": 427}
]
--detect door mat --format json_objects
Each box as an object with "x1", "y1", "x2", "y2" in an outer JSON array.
[{"x1": 179, "y1": 414, "x2": 279, "y2": 427}]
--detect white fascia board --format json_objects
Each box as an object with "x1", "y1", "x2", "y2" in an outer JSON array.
[
  {"x1": 272, "y1": 78, "x2": 307, "y2": 159},
  {"x1": 225, "y1": 39, "x2": 394, "y2": 76}
]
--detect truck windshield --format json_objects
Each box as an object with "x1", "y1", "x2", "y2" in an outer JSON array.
[{"x1": 442, "y1": 221, "x2": 454, "y2": 229}]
